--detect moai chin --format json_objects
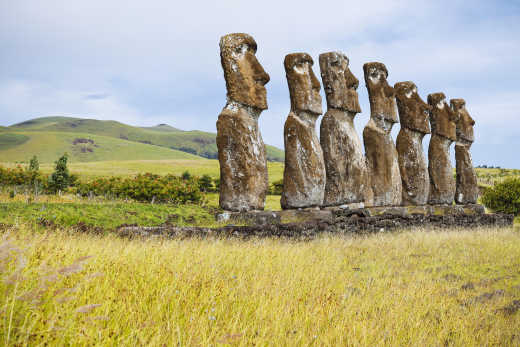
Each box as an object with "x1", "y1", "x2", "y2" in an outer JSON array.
[
  {"x1": 319, "y1": 52, "x2": 368, "y2": 207},
  {"x1": 216, "y1": 33, "x2": 270, "y2": 211},
  {"x1": 362, "y1": 62, "x2": 402, "y2": 206},
  {"x1": 451, "y1": 98, "x2": 478, "y2": 204},
  {"x1": 281, "y1": 53, "x2": 326, "y2": 209},
  {"x1": 394, "y1": 81, "x2": 431, "y2": 205},
  {"x1": 427, "y1": 92, "x2": 458, "y2": 205}
]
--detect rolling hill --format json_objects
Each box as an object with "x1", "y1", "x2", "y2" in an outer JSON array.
[
  {"x1": 3, "y1": 116, "x2": 285, "y2": 162},
  {"x1": 0, "y1": 131, "x2": 200, "y2": 163}
]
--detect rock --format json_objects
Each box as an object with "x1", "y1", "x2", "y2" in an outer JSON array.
[
  {"x1": 281, "y1": 53, "x2": 326, "y2": 209},
  {"x1": 319, "y1": 52, "x2": 368, "y2": 206},
  {"x1": 394, "y1": 81, "x2": 431, "y2": 205},
  {"x1": 216, "y1": 33, "x2": 270, "y2": 211},
  {"x1": 451, "y1": 99, "x2": 478, "y2": 204},
  {"x1": 278, "y1": 209, "x2": 333, "y2": 224},
  {"x1": 427, "y1": 92, "x2": 457, "y2": 205},
  {"x1": 362, "y1": 62, "x2": 402, "y2": 207}
]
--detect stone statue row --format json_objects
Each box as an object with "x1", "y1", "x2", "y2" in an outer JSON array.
[{"x1": 216, "y1": 33, "x2": 478, "y2": 212}]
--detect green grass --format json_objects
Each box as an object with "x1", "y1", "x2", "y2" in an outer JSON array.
[
  {"x1": 0, "y1": 131, "x2": 200, "y2": 163},
  {"x1": 0, "y1": 201, "x2": 217, "y2": 230},
  {"x1": 0, "y1": 133, "x2": 29, "y2": 150},
  {"x1": 7, "y1": 116, "x2": 285, "y2": 162},
  {"x1": 0, "y1": 191, "x2": 281, "y2": 230},
  {"x1": 1, "y1": 226, "x2": 519, "y2": 345}
]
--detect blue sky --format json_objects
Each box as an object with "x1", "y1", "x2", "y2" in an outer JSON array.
[{"x1": 1, "y1": 0, "x2": 519, "y2": 168}]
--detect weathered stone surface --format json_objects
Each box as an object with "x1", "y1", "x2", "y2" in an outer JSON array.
[
  {"x1": 121, "y1": 208, "x2": 513, "y2": 240},
  {"x1": 281, "y1": 53, "x2": 326, "y2": 209},
  {"x1": 362, "y1": 62, "x2": 402, "y2": 206},
  {"x1": 217, "y1": 33, "x2": 270, "y2": 211},
  {"x1": 451, "y1": 99, "x2": 478, "y2": 204},
  {"x1": 394, "y1": 81, "x2": 431, "y2": 205},
  {"x1": 319, "y1": 52, "x2": 368, "y2": 206},
  {"x1": 427, "y1": 93, "x2": 458, "y2": 205}
]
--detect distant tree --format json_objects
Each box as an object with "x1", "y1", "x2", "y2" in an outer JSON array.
[
  {"x1": 47, "y1": 153, "x2": 71, "y2": 193},
  {"x1": 181, "y1": 171, "x2": 192, "y2": 180},
  {"x1": 199, "y1": 174, "x2": 213, "y2": 192},
  {"x1": 28, "y1": 155, "x2": 39, "y2": 172},
  {"x1": 214, "y1": 177, "x2": 220, "y2": 192}
]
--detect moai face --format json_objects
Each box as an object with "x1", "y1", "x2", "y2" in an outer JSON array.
[
  {"x1": 319, "y1": 52, "x2": 361, "y2": 113},
  {"x1": 363, "y1": 62, "x2": 398, "y2": 123},
  {"x1": 427, "y1": 92, "x2": 458, "y2": 141},
  {"x1": 394, "y1": 81, "x2": 431, "y2": 134},
  {"x1": 284, "y1": 53, "x2": 322, "y2": 115},
  {"x1": 450, "y1": 98, "x2": 475, "y2": 143},
  {"x1": 220, "y1": 33, "x2": 270, "y2": 110}
]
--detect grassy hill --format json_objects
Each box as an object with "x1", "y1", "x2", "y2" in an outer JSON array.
[
  {"x1": 8, "y1": 116, "x2": 285, "y2": 162},
  {"x1": 0, "y1": 131, "x2": 200, "y2": 163}
]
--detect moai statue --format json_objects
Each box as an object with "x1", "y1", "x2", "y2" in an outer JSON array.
[
  {"x1": 281, "y1": 53, "x2": 326, "y2": 209},
  {"x1": 216, "y1": 33, "x2": 270, "y2": 211},
  {"x1": 451, "y1": 98, "x2": 478, "y2": 204},
  {"x1": 427, "y1": 92, "x2": 458, "y2": 205},
  {"x1": 394, "y1": 81, "x2": 431, "y2": 205},
  {"x1": 319, "y1": 52, "x2": 368, "y2": 207},
  {"x1": 362, "y1": 62, "x2": 402, "y2": 206}
]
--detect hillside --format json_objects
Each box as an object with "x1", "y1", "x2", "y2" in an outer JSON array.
[
  {"x1": 9, "y1": 116, "x2": 285, "y2": 162},
  {"x1": 0, "y1": 131, "x2": 200, "y2": 163}
]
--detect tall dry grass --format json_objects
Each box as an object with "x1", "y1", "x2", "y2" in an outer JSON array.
[{"x1": 1, "y1": 226, "x2": 519, "y2": 345}]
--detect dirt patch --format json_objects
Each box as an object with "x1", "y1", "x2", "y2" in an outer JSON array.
[{"x1": 496, "y1": 300, "x2": 520, "y2": 315}]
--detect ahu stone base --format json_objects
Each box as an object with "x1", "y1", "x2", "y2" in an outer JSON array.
[{"x1": 118, "y1": 204, "x2": 514, "y2": 239}]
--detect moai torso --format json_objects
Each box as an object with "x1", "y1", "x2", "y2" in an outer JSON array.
[
  {"x1": 451, "y1": 98, "x2": 478, "y2": 204},
  {"x1": 319, "y1": 52, "x2": 368, "y2": 207},
  {"x1": 281, "y1": 53, "x2": 326, "y2": 209},
  {"x1": 362, "y1": 62, "x2": 402, "y2": 206},
  {"x1": 427, "y1": 93, "x2": 458, "y2": 205},
  {"x1": 394, "y1": 81, "x2": 431, "y2": 205},
  {"x1": 216, "y1": 33, "x2": 270, "y2": 211}
]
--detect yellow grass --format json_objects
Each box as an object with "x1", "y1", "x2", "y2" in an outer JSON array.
[{"x1": 2, "y1": 226, "x2": 519, "y2": 345}]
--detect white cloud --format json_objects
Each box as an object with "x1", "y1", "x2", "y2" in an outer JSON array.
[{"x1": 0, "y1": 0, "x2": 519, "y2": 167}]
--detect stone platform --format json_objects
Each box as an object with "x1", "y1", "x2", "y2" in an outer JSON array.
[{"x1": 118, "y1": 204, "x2": 514, "y2": 240}]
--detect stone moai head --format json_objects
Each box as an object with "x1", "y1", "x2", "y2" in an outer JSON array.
[
  {"x1": 220, "y1": 33, "x2": 270, "y2": 110},
  {"x1": 450, "y1": 98, "x2": 475, "y2": 143},
  {"x1": 319, "y1": 52, "x2": 361, "y2": 113},
  {"x1": 284, "y1": 53, "x2": 322, "y2": 115},
  {"x1": 394, "y1": 81, "x2": 431, "y2": 134},
  {"x1": 363, "y1": 62, "x2": 397, "y2": 123},
  {"x1": 427, "y1": 93, "x2": 458, "y2": 141}
]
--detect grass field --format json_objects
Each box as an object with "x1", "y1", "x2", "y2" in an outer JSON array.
[
  {"x1": 1, "y1": 226, "x2": 519, "y2": 345},
  {"x1": 0, "y1": 159, "x2": 285, "y2": 183},
  {"x1": 0, "y1": 132, "x2": 200, "y2": 163}
]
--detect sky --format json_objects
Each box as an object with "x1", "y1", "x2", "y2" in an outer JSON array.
[{"x1": 0, "y1": 0, "x2": 519, "y2": 168}]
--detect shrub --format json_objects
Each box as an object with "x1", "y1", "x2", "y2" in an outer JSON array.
[
  {"x1": 269, "y1": 179, "x2": 284, "y2": 195},
  {"x1": 76, "y1": 173, "x2": 203, "y2": 204},
  {"x1": 0, "y1": 165, "x2": 45, "y2": 188},
  {"x1": 481, "y1": 178, "x2": 520, "y2": 215},
  {"x1": 213, "y1": 177, "x2": 220, "y2": 192}
]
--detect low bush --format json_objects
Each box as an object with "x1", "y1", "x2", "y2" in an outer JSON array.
[
  {"x1": 481, "y1": 177, "x2": 520, "y2": 215},
  {"x1": 269, "y1": 179, "x2": 283, "y2": 195},
  {"x1": 76, "y1": 173, "x2": 203, "y2": 204}
]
